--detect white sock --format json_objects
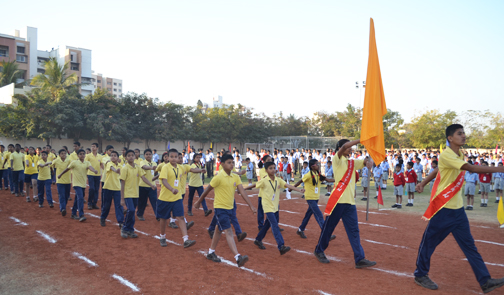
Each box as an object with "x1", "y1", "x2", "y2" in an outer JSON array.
[
  {"x1": 208, "y1": 248, "x2": 215, "y2": 254},
  {"x1": 411, "y1": 199, "x2": 414, "y2": 204},
  {"x1": 484, "y1": 199, "x2": 488, "y2": 204},
  {"x1": 481, "y1": 199, "x2": 485, "y2": 203},
  {"x1": 298, "y1": 227, "x2": 302, "y2": 232},
  {"x1": 407, "y1": 199, "x2": 411, "y2": 204},
  {"x1": 184, "y1": 217, "x2": 188, "y2": 223},
  {"x1": 384, "y1": 184, "x2": 387, "y2": 188},
  {"x1": 234, "y1": 254, "x2": 240, "y2": 261},
  {"x1": 183, "y1": 235, "x2": 188, "y2": 242},
  {"x1": 376, "y1": 191, "x2": 379, "y2": 196},
  {"x1": 160, "y1": 234, "x2": 166, "y2": 239},
  {"x1": 170, "y1": 218, "x2": 176, "y2": 223},
  {"x1": 497, "y1": 197, "x2": 500, "y2": 201}
]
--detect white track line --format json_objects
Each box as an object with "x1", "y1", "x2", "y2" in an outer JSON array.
[
  {"x1": 85, "y1": 212, "x2": 111, "y2": 222},
  {"x1": 358, "y1": 222, "x2": 396, "y2": 229},
  {"x1": 371, "y1": 267, "x2": 412, "y2": 277},
  {"x1": 134, "y1": 229, "x2": 150, "y2": 236},
  {"x1": 72, "y1": 252, "x2": 98, "y2": 267},
  {"x1": 36, "y1": 230, "x2": 57, "y2": 243},
  {"x1": 9, "y1": 216, "x2": 28, "y2": 226},
  {"x1": 378, "y1": 208, "x2": 394, "y2": 211},
  {"x1": 153, "y1": 235, "x2": 182, "y2": 246},
  {"x1": 317, "y1": 290, "x2": 333, "y2": 295},
  {"x1": 463, "y1": 258, "x2": 504, "y2": 268},
  {"x1": 358, "y1": 210, "x2": 388, "y2": 215},
  {"x1": 281, "y1": 210, "x2": 300, "y2": 214},
  {"x1": 197, "y1": 250, "x2": 270, "y2": 278},
  {"x1": 363, "y1": 239, "x2": 409, "y2": 249},
  {"x1": 111, "y1": 274, "x2": 140, "y2": 292},
  {"x1": 473, "y1": 225, "x2": 492, "y2": 229},
  {"x1": 278, "y1": 223, "x2": 301, "y2": 230},
  {"x1": 475, "y1": 240, "x2": 504, "y2": 247}
]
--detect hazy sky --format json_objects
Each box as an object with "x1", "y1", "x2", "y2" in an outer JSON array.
[{"x1": 2, "y1": 0, "x2": 503, "y2": 122}]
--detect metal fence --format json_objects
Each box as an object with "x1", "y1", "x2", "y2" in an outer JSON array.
[{"x1": 244, "y1": 136, "x2": 347, "y2": 152}]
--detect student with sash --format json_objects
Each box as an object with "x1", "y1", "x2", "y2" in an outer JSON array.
[
  {"x1": 313, "y1": 139, "x2": 376, "y2": 269},
  {"x1": 414, "y1": 124, "x2": 504, "y2": 293}
]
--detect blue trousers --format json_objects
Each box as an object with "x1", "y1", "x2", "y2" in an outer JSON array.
[
  {"x1": 87, "y1": 175, "x2": 101, "y2": 206},
  {"x1": 4, "y1": 168, "x2": 12, "y2": 190},
  {"x1": 315, "y1": 204, "x2": 365, "y2": 264},
  {"x1": 57, "y1": 183, "x2": 71, "y2": 212},
  {"x1": 137, "y1": 186, "x2": 157, "y2": 217},
  {"x1": 12, "y1": 170, "x2": 24, "y2": 194},
  {"x1": 299, "y1": 199, "x2": 324, "y2": 231},
  {"x1": 187, "y1": 186, "x2": 208, "y2": 212},
  {"x1": 414, "y1": 208, "x2": 490, "y2": 286},
  {"x1": 0, "y1": 169, "x2": 6, "y2": 189},
  {"x1": 257, "y1": 197, "x2": 265, "y2": 230},
  {"x1": 71, "y1": 186, "x2": 85, "y2": 218},
  {"x1": 123, "y1": 198, "x2": 138, "y2": 232},
  {"x1": 256, "y1": 211, "x2": 284, "y2": 250},
  {"x1": 37, "y1": 179, "x2": 53, "y2": 206},
  {"x1": 209, "y1": 201, "x2": 242, "y2": 235},
  {"x1": 101, "y1": 189, "x2": 124, "y2": 224}
]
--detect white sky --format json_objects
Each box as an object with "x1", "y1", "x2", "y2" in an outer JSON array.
[{"x1": 2, "y1": 0, "x2": 503, "y2": 123}]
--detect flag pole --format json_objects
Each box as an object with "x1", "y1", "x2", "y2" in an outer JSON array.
[{"x1": 366, "y1": 190, "x2": 370, "y2": 221}]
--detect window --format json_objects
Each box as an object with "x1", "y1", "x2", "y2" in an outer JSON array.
[
  {"x1": 71, "y1": 63, "x2": 79, "y2": 71},
  {"x1": 37, "y1": 69, "x2": 45, "y2": 74},
  {"x1": 107, "y1": 82, "x2": 111, "y2": 85},
  {"x1": 119, "y1": 83, "x2": 122, "y2": 86},
  {"x1": 119, "y1": 89, "x2": 122, "y2": 92},
  {"x1": 114, "y1": 88, "x2": 117, "y2": 92},
  {"x1": 113, "y1": 82, "x2": 117, "y2": 86},
  {"x1": 16, "y1": 55, "x2": 27, "y2": 63},
  {"x1": 70, "y1": 53, "x2": 75, "y2": 62},
  {"x1": 0, "y1": 46, "x2": 8, "y2": 57},
  {"x1": 17, "y1": 46, "x2": 25, "y2": 54},
  {"x1": 107, "y1": 88, "x2": 111, "y2": 91},
  {"x1": 97, "y1": 80, "x2": 101, "y2": 83}
]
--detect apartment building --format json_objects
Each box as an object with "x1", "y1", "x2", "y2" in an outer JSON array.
[{"x1": 92, "y1": 73, "x2": 123, "y2": 98}]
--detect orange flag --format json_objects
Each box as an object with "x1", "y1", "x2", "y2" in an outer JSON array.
[
  {"x1": 377, "y1": 187, "x2": 384, "y2": 206},
  {"x1": 360, "y1": 18, "x2": 387, "y2": 164}
]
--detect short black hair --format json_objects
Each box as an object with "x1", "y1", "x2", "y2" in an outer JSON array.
[
  {"x1": 264, "y1": 162, "x2": 276, "y2": 170},
  {"x1": 111, "y1": 151, "x2": 119, "y2": 157},
  {"x1": 74, "y1": 141, "x2": 81, "y2": 147},
  {"x1": 395, "y1": 164, "x2": 401, "y2": 169},
  {"x1": 336, "y1": 139, "x2": 350, "y2": 151},
  {"x1": 77, "y1": 149, "x2": 86, "y2": 155},
  {"x1": 91, "y1": 143, "x2": 99, "y2": 148},
  {"x1": 58, "y1": 149, "x2": 66, "y2": 155},
  {"x1": 106, "y1": 145, "x2": 114, "y2": 151},
  {"x1": 432, "y1": 160, "x2": 438, "y2": 166},
  {"x1": 221, "y1": 154, "x2": 234, "y2": 163},
  {"x1": 144, "y1": 149, "x2": 152, "y2": 155},
  {"x1": 446, "y1": 124, "x2": 464, "y2": 139},
  {"x1": 125, "y1": 150, "x2": 135, "y2": 156},
  {"x1": 41, "y1": 150, "x2": 48, "y2": 155},
  {"x1": 407, "y1": 161, "x2": 414, "y2": 167},
  {"x1": 168, "y1": 149, "x2": 178, "y2": 156}
]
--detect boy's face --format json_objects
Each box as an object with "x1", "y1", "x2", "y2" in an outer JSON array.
[
  {"x1": 78, "y1": 152, "x2": 86, "y2": 160},
  {"x1": 59, "y1": 151, "x2": 67, "y2": 159},
  {"x1": 135, "y1": 151, "x2": 140, "y2": 158},
  {"x1": 303, "y1": 163, "x2": 308, "y2": 169},
  {"x1": 407, "y1": 164, "x2": 413, "y2": 169},
  {"x1": 266, "y1": 165, "x2": 276, "y2": 175},
  {"x1": 222, "y1": 159, "x2": 234, "y2": 171},
  {"x1": 449, "y1": 128, "x2": 466, "y2": 146},
  {"x1": 145, "y1": 151, "x2": 152, "y2": 161},
  {"x1": 73, "y1": 144, "x2": 79, "y2": 152},
  {"x1": 168, "y1": 152, "x2": 178, "y2": 164},
  {"x1": 91, "y1": 145, "x2": 98, "y2": 152},
  {"x1": 126, "y1": 152, "x2": 135, "y2": 163},
  {"x1": 482, "y1": 163, "x2": 488, "y2": 167},
  {"x1": 41, "y1": 153, "x2": 47, "y2": 160},
  {"x1": 178, "y1": 155, "x2": 183, "y2": 164},
  {"x1": 395, "y1": 166, "x2": 400, "y2": 172},
  {"x1": 432, "y1": 163, "x2": 437, "y2": 169},
  {"x1": 110, "y1": 153, "x2": 118, "y2": 162}
]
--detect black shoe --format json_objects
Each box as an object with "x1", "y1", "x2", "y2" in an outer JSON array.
[
  {"x1": 479, "y1": 191, "x2": 482, "y2": 194},
  {"x1": 279, "y1": 245, "x2": 291, "y2": 255},
  {"x1": 138, "y1": 216, "x2": 145, "y2": 221},
  {"x1": 330, "y1": 235, "x2": 336, "y2": 241},
  {"x1": 79, "y1": 216, "x2": 87, "y2": 222},
  {"x1": 254, "y1": 240, "x2": 266, "y2": 250},
  {"x1": 208, "y1": 229, "x2": 215, "y2": 239},
  {"x1": 297, "y1": 230, "x2": 307, "y2": 239},
  {"x1": 484, "y1": 203, "x2": 488, "y2": 207},
  {"x1": 361, "y1": 197, "x2": 368, "y2": 201},
  {"x1": 391, "y1": 204, "x2": 398, "y2": 208},
  {"x1": 118, "y1": 223, "x2": 123, "y2": 229},
  {"x1": 481, "y1": 203, "x2": 485, "y2": 207},
  {"x1": 39, "y1": 204, "x2": 43, "y2": 208},
  {"x1": 415, "y1": 275, "x2": 438, "y2": 290},
  {"x1": 237, "y1": 232, "x2": 247, "y2": 242},
  {"x1": 92, "y1": 204, "x2": 99, "y2": 210},
  {"x1": 49, "y1": 204, "x2": 54, "y2": 208},
  {"x1": 314, "y1": 251, "x2": 330, "y2": 264},
  {"x1": 236, "y1": 255, "x2": 249, "y2": 267},
  {"x1": 186, "y1": 221, "x2": 194, "y2": 230},
  {"x1": 100, "y1": 219, "x2": 106, "y2": 227},
  {"x1": 88, "y1": 205, "x2": 92, "y2": 210},
  {"x1": 160, "y1": 238, "x2": 167, "y2": 247},
  {"x1": 62, "y1": 209, "x2": 66, "y2": 217},
  {"x1": 168, "y1": 221, "x2": 179, "y2": 229},
  {"x1": 397, "y1": 205, "x2": 402, "y2": 209},
  {"x1": 496, "y1": 200, "x2": 500, "y2": 203},
  {"x1": 355, "y1": 258, "x2": 376, "y2": 269},
  {"x1": 204, "y1": 209, "x2": 213, "y2": 217},
  {"x1": 481, "y1": 277, "x2": 504, "y2": 293},
  {"x1": 373, "y1": 196, "x2": 378, "y2": 199},
  {"x1": 128, "y1": 231, "x2": 138, "y2": 238},
  {"x1": 71, "y1": 214, "x2": 78, "y2": 220},
  {"x1": 279, "y1": 228, "x2": 284, "y2": 232},
  {"x1": 468, "y1": 206, "x2": 474, "y2": 210},
  {"x1": 183, "y1": 240, "x2": 196, "y2": 248},
  {"x1": 206, "y1": 252, "x2": 221, "y2": 262},
  {"x1": 120, "y1": 230, "x2": 128, "y2": 238},
  {"x1": 187, "y1": 211, "x2": 193, "y2": 216},
  {"x1": 410, "y1": 203, "x2": 414, "y2": 207},
  {"x1": 325, "y1": 193, "x2": 330, "y2": 196}
]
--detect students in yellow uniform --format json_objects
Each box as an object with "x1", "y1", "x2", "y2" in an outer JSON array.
[
  {"x1": 256, "y1": 154, "x2": 272, "y2": 230},
  {"x1": 85, "y1": 143, "x2": 103, "y2": 210},
  {"x1": 100, "y1": 151, "x2": 124, "y2": 227},
  {"x1": 155, "y1": 152, "x2": 179, "y2": 227},
  {"x1": 100, "y1": 145, "x2": 114, "y2": 208},
  {"x1": 45, "y1": 145, "x2": 57, "y2": 184},
  {"x1": 119, "y1": 147, "x2": 127, "y2": 166},
  {"x1": 187, "y1": 153, "x2": 211, "y2": 216},
  {"x1": 134, "y1": 149, "x2": 142, "y2": 166},
  {"x1": 10, "y1": 144, "x2": 25, "y2": 196},
  {"x1": 68, "y1": 142, "x2": 80, "y2": 162},
  {"x1": 136, "y1": 149, "x2": 158, "y2": 221},
  {"x1": 24, "y1": 147, "x2": 39, "y2": 202},
  {"x1": 2, "y1": 145, "x2": 13, "y2": 191},
  {"x1": 52, "y1": 149, "x2": 71, "y2": 216},
  {"x1": 246, "y1": 161, "x2": 304, "y2": 254},
  {"x1": 195, "y1": 154, "x2": 256, "y2": 267},
  {"x1": 156, "y1": 149, "x2": 199, "y2": 248},
  {"x1": 0, "y1": 145, "x2": 5, "y2": 190},
  {"x1": 58, "y1": 149, "x2": 98, "y2": 222},
  {"x1": 37, "y1": 151, "x2": 53, "y2": 208}
]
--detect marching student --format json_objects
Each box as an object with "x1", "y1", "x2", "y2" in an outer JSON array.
[
  {"x1": 1, "y1": 144, "x2": 11, "y2": 191},
  {"x1": 156, "y1": 149, "x2": 198, "y2": 248},
  {"x1": 46, "y1": 145, "x2": 57, "y2": 184},
  {"x1": 52, "y1": 149, "x2": 71, "y2": 216},
  {"x1": 405, "y1": 162, "x2": 417, "y2": 206},
  {"x1": 119, "y1": 147, "x2": 127, "y2": 165},
  {"x1": 195, "y1": 154, "x2": 256, "y2": 267},
  {"x1": 313, "y1": 139, "x2": 376, "y2": 269},
  {"x1": 134, "y1": 149, "x2": 142, "y2": 166},
  {"x1": 24, "y1": 147, "x2": 39, "y2": 202},
  {"x1": 156, "y1": 152, "x2": 180, "y2": 227},
  {"x1": 464, "y1": 166, "x2": 478, "y2": 210},
  {"x1": 494, "y1": 162, "x2": 503, "y2": 203},
  {"x1": 392, "y1": 164, "x2": 405, "y2": 208},
  {"x1": 120, "y1": 150, "x2": 156, "y2": 238},
  {"x1": 36, "y1": 151, "x2": 54, "y2": 208},
  {"x1": 479, "y1": 161, "x2": 491, "y2": 207},
  {"x1": 68, "y1": 142, "x2": 81, "y2": 162},
  {"x1": 0, "y1": 145, "x2": 6, "y2": 190},
  {"x1": 10, "y1": 144, "x2": 24, "y2": 197},
  {"x1": 100, "y1": 151, "x2": 124, "y2": 227},
  {"x1": 257, "y1": 155, "x2": 273, "y2": 230},
  {"x1": 58, "y1": 149, "x2": 98, "y2": 222},
  {"x1": 246, "y1": 161, "x2": 305, "y2": 254},
  {"x1": 100, "y1": 145, "x2": 115, "y2": 207},
  {"x1": 136, "y1": 149, "x2": 158, "y2": 221},
  {"x1": 414, "y1": 124, "x2": 504, "y2": 292},
  {"x1": 85, "y1": 143, "x2": 103, "y2": 210},
  {"x1": 176, "y1": 152, "x2": 194, "y2": 226},
  {"x1": 361, "y1": 162, "x2": 369, "y2": 201},
  {"x1": 292, "y1": 159, "x2": 336, "y2": 241},
  {"x1": 372, "y1": 163, "x2": 382, "y2": 199},
  {"x1": 186, "y1": 153, "x2": 210, "y2": 217}
]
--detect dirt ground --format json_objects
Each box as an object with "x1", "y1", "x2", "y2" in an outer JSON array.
[{"x1": 1, "y1": 180, "x2": 504, "y2": 295}]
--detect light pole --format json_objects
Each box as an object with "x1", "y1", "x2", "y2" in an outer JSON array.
[{"x1": 355, "y1": 81, "x2": 366, "y2": 108}]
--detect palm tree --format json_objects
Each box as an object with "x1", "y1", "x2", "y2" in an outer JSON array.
[
  {"x1": 0, "y1": 60, "x2": 23, "y2": 87},
  {"x1": 31, "y1": 57, "x2": 78, "y2": 101}
]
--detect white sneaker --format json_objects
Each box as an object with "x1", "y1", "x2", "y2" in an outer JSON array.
[{"x1": 500, "y1": 224, "x2": 504, "y2": 229}]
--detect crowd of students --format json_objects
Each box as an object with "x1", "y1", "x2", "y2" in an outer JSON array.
[{"x1": 2, "y1": 124, "x2": 504, "y2": 293}]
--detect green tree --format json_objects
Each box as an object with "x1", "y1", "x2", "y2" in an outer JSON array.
[
  {"x1": 30, "y1": 57, "x2": 78, "y2": 101},
  {"x1": 409, "y1": 110, "x2": 457, "y2": 149},
  {"x1": 0, "y1": 60, "x2": 23, "y2": 87}
]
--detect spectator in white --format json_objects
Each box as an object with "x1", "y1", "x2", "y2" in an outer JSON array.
[{"x1": 152, "y1": 149, "x2": 159, "y2": 164}]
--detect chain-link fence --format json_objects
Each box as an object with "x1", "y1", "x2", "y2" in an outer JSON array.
[{"x1": 245, "y1": 136, "x2": 347, "y2": 152}]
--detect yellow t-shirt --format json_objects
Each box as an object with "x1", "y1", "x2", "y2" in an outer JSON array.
[
  {"x1": 47, "y1": 152, "x2": 56, "y2": 162},
  {"x1": 332, "y1": 155, "x2": 364, "y2": 205},
  {"x1": 210, "y1": 170, "x2": 242, "y2": 210},
  {"x1": 434, "y1": 148, "x2": 466, "y2": 209},
  {"x1": 52, "y1": 157, "x2": 71, "y2": 184},
  {"x1": 2, "y1": 151, "x2": 11, "y2": 169},
  {"x1": 103, "y1": 162, "x2": 121, "y2": 191},
  {"x1": 68, "y1": 151, "x2": 79, "y2": 162},
  {"x1": 100, "y1": 155, "x2": 111, "y2": 182},
  {"x1": 85, "y1": 153, "x2": 103, "y2": 176},
  {"x1": 258, "y1": 167, "x2": 269, "y2": 198},
  {"x1": 37, "y1": 159, "x2": 52, "y2": 181},
  {"x1": 156, "y1": 162, "x2": 166, "y2": 172},
  {"x1": 0, "y1": 152, "x2": 5, "y2": 170},
  {"x1": 68, "y1": 160, "x2": 91, "y2": 188},
  {"x1": 10, "y1": 152, "x2": 25, "y2": 171},
  {"x1": 257, "y1": 176, "x2": 286, "y2": 213},
  {"x1": 134, "y1": 158, "x2": 143, "y2": 167},
  {"x1": 159, "y1": 163, "x2": 190, "y2": 202},
  {"x1": 119, "y1": 163, "x2": 145, "y2": 198},
  {"x1": 140, "y1": 160, "x2": 157, "y2": 188},
  {"x1": 24, "y1": 154, "x2": 39, "y2": 175},
  {"x1": 302, "y1": 172, "x2": 322, "y2": 200},
  {"x1": 180, "y1": 164, "x2": 190, "y2": 192},
  {"x1": 188, "y1": 163, "x2": 203, "y2": 187},
  {"x1": 119, "y1": 155, "x2": 126, "y2": 166}
]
